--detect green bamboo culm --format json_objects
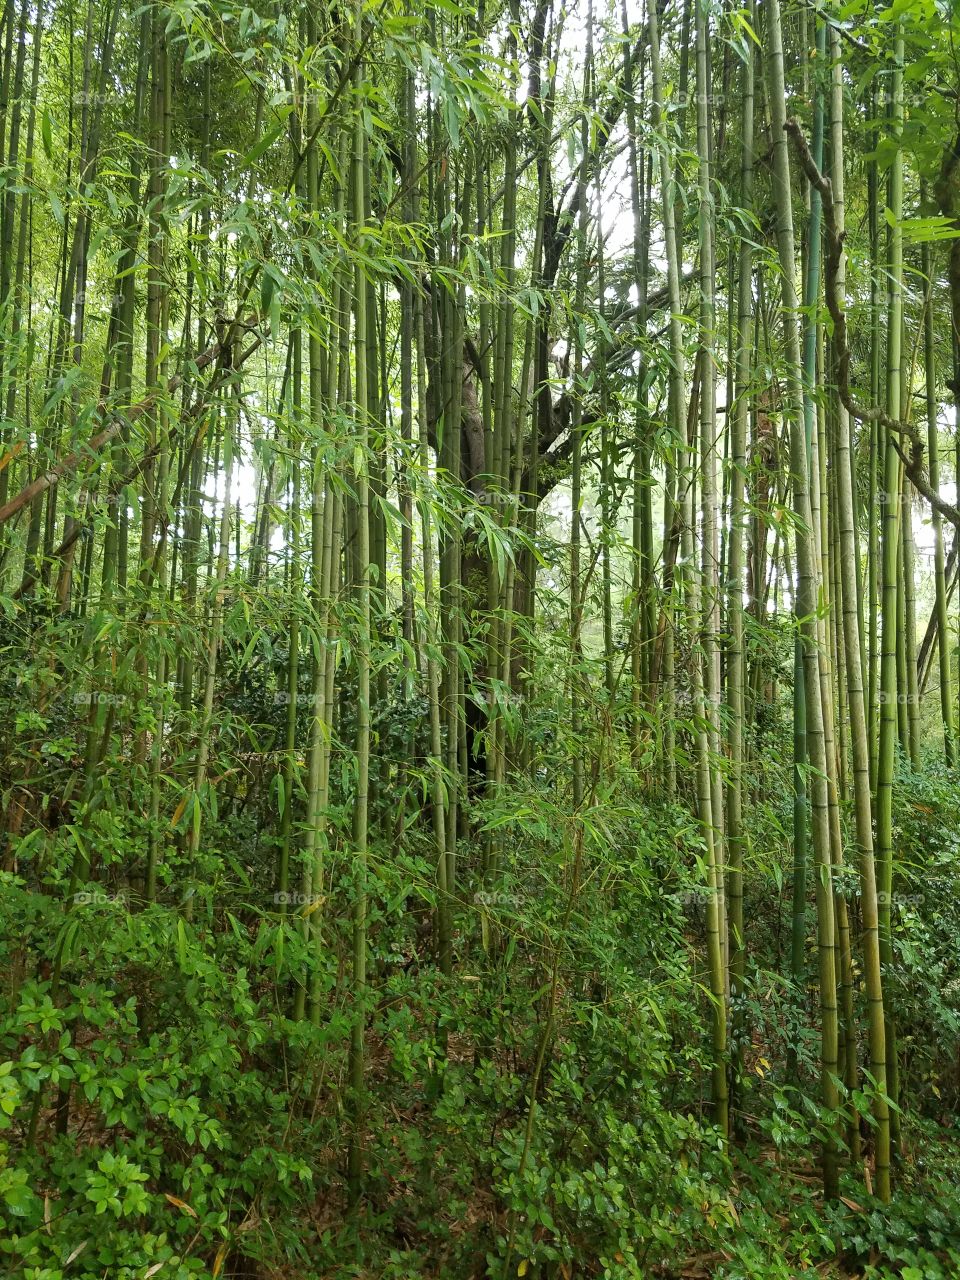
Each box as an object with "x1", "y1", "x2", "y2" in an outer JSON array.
[
  {"x1": 875, "y1": 24, "x2": 906, "y2": 1158},
  {"x1": 826, "y1": 19, "x2": 892, "y2": 1200},
  {"x1": 765, "y1": 0, "x2": 840, "y2": 1198},
  {"x1": 347, "y1": 0, "x2": 372, "y2": 1199}
]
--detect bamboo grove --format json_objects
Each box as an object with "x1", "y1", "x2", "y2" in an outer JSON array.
[{"x1": 2, "y1": 0, "x2": 960, "y2": 1274}]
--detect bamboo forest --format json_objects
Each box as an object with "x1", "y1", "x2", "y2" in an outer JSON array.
[{"x1": 5, "y1": 0, "x2": 960, "y2": 1273}]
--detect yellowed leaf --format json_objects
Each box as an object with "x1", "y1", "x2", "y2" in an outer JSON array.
[
  {"x1": 212, "y1": 1243, "x2": 230, "y2": 1278},
  {"x1": 0, "y1": 441, "x2": 24, "y2": 472},
  {"x1": 164, "y1": 1192, "x2": 197, "y2": 1219}
]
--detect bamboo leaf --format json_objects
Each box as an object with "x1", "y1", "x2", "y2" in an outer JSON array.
[
  {"x1": 239, "y1": 121, "x2": 286, "y2": 169},
  {"x1": 41, "y1": 108, "x2": 54, "y2": 161}
]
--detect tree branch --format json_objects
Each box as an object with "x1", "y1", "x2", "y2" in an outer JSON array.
[
  {"x1": 0, "y1": 336, "x2": 255, "y2": 531},
  {"x1": 785, "y1": 118, "x2": 960, "y2": 533}
]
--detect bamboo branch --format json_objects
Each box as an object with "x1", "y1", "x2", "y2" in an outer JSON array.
[
  {"x1": 785, "y1": 117, "x2": 960, "y2": 533},
  {"x1": 0, "y1": 331, "x2": 263, "y2": 533}
]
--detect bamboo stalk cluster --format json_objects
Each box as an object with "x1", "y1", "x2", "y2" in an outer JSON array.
[{"x1": 1, "y1": 0, "x2": 959, "y2": 1207}]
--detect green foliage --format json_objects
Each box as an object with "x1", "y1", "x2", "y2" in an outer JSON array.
[{"x1": 2, "y1": 0, "x2": 960, "y2": 1272}]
